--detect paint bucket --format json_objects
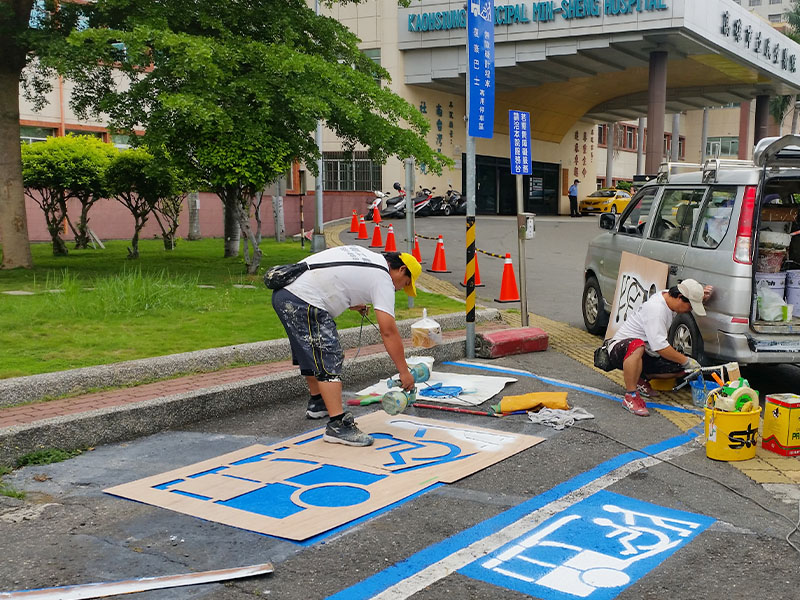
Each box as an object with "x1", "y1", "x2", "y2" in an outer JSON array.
[
  {"x1": 689, "y1": 376, "x2": 721, "y2": 408},
  {"x1": 756, "y1": 248, "x2": 787, "y2": 273},
  {"x1": 755, "y1": 271, "x2": 786, "y2": 298},
  {"x1": 650, "y1": 378, "x2": 676, "y2": 392},
  {"x1": 786, "y1": 285, "x2": 800, "y2": 317},
  {"x1": 785, "y1": 270, "x2": 800, "y2": 287},
  {"x1": 704, "y1": 407, "x2": 760, "y2": 461}
]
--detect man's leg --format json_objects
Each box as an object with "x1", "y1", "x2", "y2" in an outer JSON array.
[
  {"x1": 622, "y1": 345, "x2": 645, "y2": 392},
  {"x1": 306, "y1": 376, "x2": 343, "y2": 418}
]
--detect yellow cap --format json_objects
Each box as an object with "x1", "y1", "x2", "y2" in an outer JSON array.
[{"x1": 399, "y1": 253, "x2": 421, "y2": 297}]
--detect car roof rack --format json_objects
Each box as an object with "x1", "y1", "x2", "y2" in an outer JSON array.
[{"x1": 656, "y1": 157, "x2": 754, "y2": 184}]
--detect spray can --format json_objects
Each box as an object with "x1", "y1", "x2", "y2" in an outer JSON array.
[{"x1": 381, "y1": 363, "x2": 430, "y2": 415}]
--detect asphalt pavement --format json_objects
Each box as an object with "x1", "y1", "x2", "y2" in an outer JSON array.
[{"x1": 1, "y1": 216, "x2": 799, "y2": 600}]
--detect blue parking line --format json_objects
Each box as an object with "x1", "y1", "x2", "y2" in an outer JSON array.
[
  {"x1": 443, "y1": 361, "x2": 703, "y2": 415},
  {"x1": 325, "y1": 428, "x2": 701, "y2": 600}
]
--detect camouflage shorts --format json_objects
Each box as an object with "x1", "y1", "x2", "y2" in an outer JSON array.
[{"x1": 271, "y1": 288, "x2": 343, "y2": 381}]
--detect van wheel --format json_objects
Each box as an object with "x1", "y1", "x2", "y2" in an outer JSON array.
[
  {"x1": 669, "y1": 314, "x2": 706, "y2": 365},
  {"x1": 582, "y1": 276, "x2": 609, "y2": 335}
]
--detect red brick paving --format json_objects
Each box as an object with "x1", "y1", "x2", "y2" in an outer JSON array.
[{"x1": 0, "y1": 323, "x2": 507, "y2": 431}]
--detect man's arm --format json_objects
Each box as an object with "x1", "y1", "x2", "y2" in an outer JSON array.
[
  {"x1": 374, "y1": 309, "x2": 414, "y2": 391},
  {"x1": 655, "y1": 344, "x2": 687, "y2": 365}
]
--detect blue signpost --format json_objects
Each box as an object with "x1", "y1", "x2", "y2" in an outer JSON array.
[
  {"x1": 467, "y1": 1, "x2": 495, "y2": 138},
  {"x1": 509, "y1": 110, "x2": 532, "y2": 175}
]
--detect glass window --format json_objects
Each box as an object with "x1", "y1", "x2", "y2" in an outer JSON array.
[
  {"x1": 617, "y1": 187, "x2": 658, "y2": 238},
  {"x1": 65, "y1": 129, "x2": 105, "y2": 139},
  {"x1": 111, "y1": 134, "x2": 131, "y2": 149},
  {"x1": 20, "y1": 126, "x2": 55, "y2": 144},
  {"x1": 323, "y1": 151, "x2": 382, "y2": 191},
  {"x1": 693, "y1": 187, "x2": 737, "y2": 249},
  {"x1": 363, "y1": 48, "x2": 381, "y2": 84},
  {"x1": 650, "y1": 188, "x2": 705, "y2": 245}
]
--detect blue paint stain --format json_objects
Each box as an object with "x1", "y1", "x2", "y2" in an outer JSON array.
[
  {"x1": 216, "y1": 482, "x2": 304, "y2": 519},
  {"x1": 170, "y1": 490, "x2": 212, "y2": 501},
  {"x1": 298, "y1": 485, "x2": 371, "y2": 508},
  {"x1": 153, "y1": 478, "x2": 183, "y2": 490},
  {"x1": 188, "y1": 466, "x2": 227, "y2": 478},
  {"x1": 287, "y1": 464, "x2": 386, "y2": 487},
  {"x1": 231, "y1": 451, "x2": 274, "y2": 465}
]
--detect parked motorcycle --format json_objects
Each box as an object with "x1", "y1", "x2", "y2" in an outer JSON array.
[
  {"x1": 397, "y1": 186, "x2": 434, "y2": 217},
  {"x1": 366, "y1": 182, "x2": 405, "y2": 220},
  {"x1": 432, "y1": 185, "x2": 464, "y2": 216}
]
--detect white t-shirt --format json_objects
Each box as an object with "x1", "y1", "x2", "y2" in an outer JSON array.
[
  {"x1": 283, "y1": 245, "x2": 396, "y2": 318},
  {"x1": 609, "y1": 291, "x2": 675, "y2": 357}
]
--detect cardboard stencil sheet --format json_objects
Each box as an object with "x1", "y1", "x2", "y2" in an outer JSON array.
[
  {"x1": 105, "y1": 412, "x2": 543, "y2": 541},
  {"x1": 356, "y1": 371, "x2": 517, "y2": 406}
]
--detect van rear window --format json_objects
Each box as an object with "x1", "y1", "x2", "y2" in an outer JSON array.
[{"x1": 692, "y1": 187, "x2": 737, "y2": 249}]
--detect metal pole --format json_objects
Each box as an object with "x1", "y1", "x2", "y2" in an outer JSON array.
[
  {"x1": 516, "y1": 174, "x2": 528, "y2": 327},
  {"x1": 465, "y1": 98, "x2": 476, "y2": 358},
  {"x1": 404, "y1": 158, "x2": 415, "y2": 309},
  {"x1": 636, "y1": 117, "x2": 645, "y2": 176},
  {"x1": 701, "y1": 107, "x2": 709, "y2": 163},
  {"x1": 312, "y1": 0, "x2": 326, "y2": 253}
]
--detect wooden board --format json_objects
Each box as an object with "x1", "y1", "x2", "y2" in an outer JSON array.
[
  {"x1": 105, "y1": 413, "x2": 543, "y2": 541},
  {"x1": 605, "y1": 251, "x2": 669, "y2": 340}
]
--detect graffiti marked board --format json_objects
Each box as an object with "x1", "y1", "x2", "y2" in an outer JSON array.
[
  {"x1": 605, "y1": 252, "x2": 669, "y2": 340},
  {"x1": 105, "y1": 412, "x2": 542, "y2": 541},
  {"x1": 460, "y1": 490, "x2": 713, "y2": 599}
]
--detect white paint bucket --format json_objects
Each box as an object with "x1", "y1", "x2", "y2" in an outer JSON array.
[
  {"x1": 755, "y1": 271, "x2": 787, "y2": 298},
  {"x1": 786, "y1": 270, "x2": 800, "y2": 287},
  {"x1": 786, "y1": 285, "x2": 800, "y2": 316}
]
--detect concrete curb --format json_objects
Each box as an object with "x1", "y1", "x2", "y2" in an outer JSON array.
[
  {"x1": 0, "y1": 333, "x2": 470, "y2": 465},
  {"x1": 0, "y1": 309, "x2": 500, "y2": 408}
]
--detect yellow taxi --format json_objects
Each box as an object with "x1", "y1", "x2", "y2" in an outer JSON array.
[{"x1": 578, "y1": 188, "x2": 632, "y2": 215}]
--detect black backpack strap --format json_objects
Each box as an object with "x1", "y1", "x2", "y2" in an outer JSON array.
[{"x1": 306, "y1": 261, "x2": 389, "y2": 274}]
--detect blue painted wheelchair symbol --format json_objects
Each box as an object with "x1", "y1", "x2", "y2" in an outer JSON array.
[{"x1": 460, "y1": 490, "x2": 714, "y2": 599}]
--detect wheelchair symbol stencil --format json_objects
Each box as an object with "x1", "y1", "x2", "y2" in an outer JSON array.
[{"x1": 461, "y1": 490, "x2": 714, "y2": 600}]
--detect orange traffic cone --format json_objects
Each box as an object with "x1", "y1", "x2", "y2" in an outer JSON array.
[
  {"x1": 495, "y1": 253, "x2": 520, "y2": 303},
  {"x1": 369, "y1": 223, "x2": 384, "y2": 248},
  {"x1": 349, "y1": 210, "x2": 359, "y2": 233},
  {"x1": 384, "y1": 224, "x2": 397, "y2": 252},
  {"x1": 372, "y1": 205, "x2": 382, "y2": 224},
  {"x1": 412, "y1": 235, "x2": 424, "y2": 264},
  {"x1": 426, "y1": 235, "x2": 451, "y2": 273},
  {"x1": 357, "y1": 216, "x2": 369, "y2": 240},
  {"x1": 460, "y1": 252, "x2": 484, "y2": 287}
]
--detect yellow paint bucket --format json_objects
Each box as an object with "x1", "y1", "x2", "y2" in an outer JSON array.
[
  {"x1": 650, "y1": 378, "x2": 676, "y2": 391},
  {"x1": 704, "y1": 407, "x2": 760, "y2": 461}
]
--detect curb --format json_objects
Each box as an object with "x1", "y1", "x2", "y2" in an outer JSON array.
[
  {"x1": 0, "y1": 309, "x2": 501, "y2": 408},
  {"x1": 0, "y1": 334, "x2": 471, "y2": 466}
]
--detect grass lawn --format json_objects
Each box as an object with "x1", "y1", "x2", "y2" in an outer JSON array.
[{"x1": 0, "y1": 238, "x2": 464, "y2": 379}]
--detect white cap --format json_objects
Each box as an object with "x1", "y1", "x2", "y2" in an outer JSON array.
[{"x1": 677, "y1": 279, "x2": 706, "y2": 316}]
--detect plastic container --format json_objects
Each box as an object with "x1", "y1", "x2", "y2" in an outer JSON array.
[
  {"x1": 411, "y1": 309, "x2": 443, "y2": 348},
  {"x1": 785, "y1": 269, "x2": 800, "y2": 287},
  {"x1": 704, "y1": 406, "x2": 760, "y2": 461},
  {"x1": 689, "y1": 376, "x2": 721, "y2": 408},
  {"x1": 786, "y1": 285, "x2": 800, "y2": 317},
  {"x1": 755, "y1": 271, "x2": 786, "y2": 298}
]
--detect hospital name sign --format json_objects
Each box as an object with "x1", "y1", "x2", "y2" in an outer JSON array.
[
  {"x1": 722, "y1": 11, "x2": 796, "y2": 73},
  {"x1": 407, "y1": 0, "x2": 668, "y2": 31}
]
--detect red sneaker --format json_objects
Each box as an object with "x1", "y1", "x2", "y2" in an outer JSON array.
[
  {"x1": 637, "y1": 378, "x2": 660, "y2": 398},
  {"x1": 623, "y1": 392, "x2": 650, "y2": 417}
]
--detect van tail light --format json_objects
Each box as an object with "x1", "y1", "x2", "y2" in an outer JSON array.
[{"x1": 733, "y1": 185, "x2": 756, "y2": 264}]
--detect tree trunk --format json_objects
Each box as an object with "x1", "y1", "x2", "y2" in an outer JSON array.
[
  {"x1": 74, "y1": 198, "x2": 93, "y2": 249},
  {"x1": 235, "y1": 198, "x2": 262, "y2": 275},
  {"x1": 222, "y1": 195, "x2": 240, "y2": 257},
  {"x1": 187, "y1": 191, "x2": 201, "y2": 240},
  {"x1": 127, "y1": 229, "x2": 140, "y2": 259},
  {"x1": 0, "y1": 67, "x2": 33, "y2": 269}
]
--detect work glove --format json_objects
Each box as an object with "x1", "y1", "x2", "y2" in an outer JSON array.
[{"x1": 681, "y1": 357, "x2": 701, "y2": 372}]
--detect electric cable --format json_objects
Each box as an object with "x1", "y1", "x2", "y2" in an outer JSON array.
[{"x1": 571, "y1": 422, "x2": 800, "y2": 556}]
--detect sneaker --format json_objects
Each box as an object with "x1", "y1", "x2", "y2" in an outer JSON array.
[
  {"x1": 306, "y1": 396, "x2": 328, "y2": 419},
  {"x1": 622, "y1": 392, "x2": 650, "y2": 417},
  {"x1": 323, "y1": 412, "x2": 374, "y2": 447},
  {"x1": 636, "y1": 378, "x2": 660, "y2": 398}
]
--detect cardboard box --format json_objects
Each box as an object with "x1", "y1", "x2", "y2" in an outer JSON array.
[{"x1": 762, "y1": 393, "x2": 800, "y2": 457}]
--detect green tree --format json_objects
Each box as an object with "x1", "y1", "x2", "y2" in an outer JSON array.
[
  {"x1": 20, "y1": 137, "x2": 69, "y2": 256},
  {"x1": 106, "y1": 147, "x2": 183, "y2": 258},
  {"x1": 42, "y1": 0, "x2": 448, "y2": 272}
]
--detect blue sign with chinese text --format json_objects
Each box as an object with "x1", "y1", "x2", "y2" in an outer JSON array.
[
  {"x1": 467, "y1": 0, "x2": 495, "y2": 138},
  {"x1": 509, "y1": 110, "x2": 531, "y2": 175}
]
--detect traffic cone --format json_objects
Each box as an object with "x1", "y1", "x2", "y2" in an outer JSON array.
[
  {"x1": 495, "y1": 253, "x2": 520, "y2": 303},
  {"x1": 372, "y1": 205, "x2": 382, "y2": 224},
  {"x1": 426, "y1": 235, "x2": 451, "y2": 273},
  {"x1": 357, "y1": 215, "x2": 369, "y2": 240},
  {"x1": 460, "y1": 253, "x2": 484, "y2": 287},
  {"x1": 412, "y1": 235, "x2": 425, "y2": 264},
  {"x1": 369, "y1": 223, "x2": 384, "y2": 248},
  {"x1": 349, "y1": 210, "x2": 359, "y2": 233},
  {"x1": 384, "y1": 224, "x2": 397, "y2": 252}
]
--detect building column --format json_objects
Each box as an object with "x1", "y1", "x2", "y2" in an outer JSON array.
[
  {"x1": 636, "y1": 117, "x2": 645, "y2": 175},
  {"x1": 606, "y1": 122, "x2": 615, "y2": 187},
  {"x1": 645, "y1": 51, "x2": 668, "y2": 175},
  {"x1": 738, "y1": 100, "x2": 751, "y2": 160},
  {"x1": 670, "y1": 113, "x2": 680, "y2": 162},
  {"x1": 754, "y1": 94, "x2": 770, "y2": 146},
  {"x1": 700, "y1": 108, "x2": 709, "y2": 163}
]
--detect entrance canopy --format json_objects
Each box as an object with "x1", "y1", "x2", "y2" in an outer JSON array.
[{"x1": 399, "y1": 0, "x2": 800, "y2": 142}]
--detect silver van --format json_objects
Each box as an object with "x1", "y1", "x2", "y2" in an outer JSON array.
[{"x1": 582, "y1": 134, "x2": 800, "y2": 365}]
